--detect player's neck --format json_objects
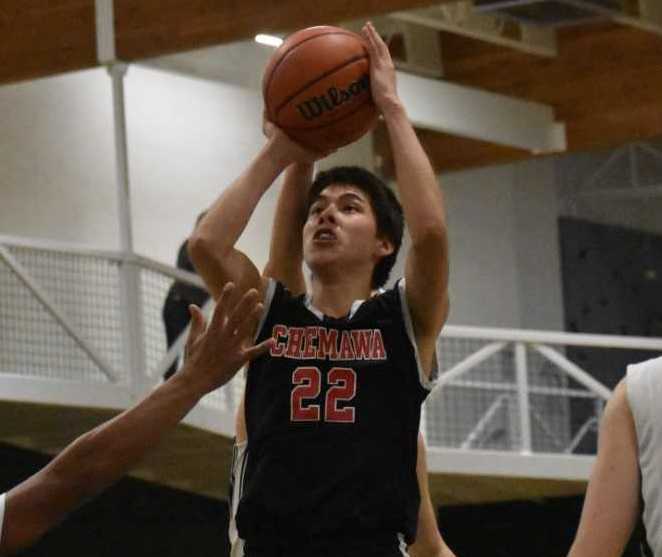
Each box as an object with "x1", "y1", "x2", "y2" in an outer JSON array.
[{"x1": 309, "y1": 274, "x2": 372, "y2": 318}]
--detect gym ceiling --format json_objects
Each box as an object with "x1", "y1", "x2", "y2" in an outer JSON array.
[{"x1": 2, "y1": 0, "x2": 661, "y2": 173}]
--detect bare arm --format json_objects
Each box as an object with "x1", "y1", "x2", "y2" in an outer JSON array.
[
  {"x1": 0, "y1": 286, "x2": 272, "y2": 555},
  {"x1": 567, "y1": 380, "x2": 640, "y2": 557},
  {"x1": 262, "y1": 160, "x2": 313, "y2": 295},
  {"x1": 362, "y1": 23, "x2": 449, "y2": 377},
  {"x1": 409, "y1": 434, "x2": 456, "y2": 557},
  {"x1": 190, "y1": 132, "x2": 321, "y2": 301},
  {"x1": 189, "y1": 141, "x2": 287, "y2": 300}
]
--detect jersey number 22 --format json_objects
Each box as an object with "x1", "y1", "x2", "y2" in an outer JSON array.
[{"x1": 291, "y1": 366, "x2": 357, "y2": 423}]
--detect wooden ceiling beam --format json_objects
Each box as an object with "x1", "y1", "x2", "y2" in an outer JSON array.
[
  {"x1": 376, "y1": 21, "x2": 662, "y2": 173},
  {"x1": 0, "y1": 1, "x2": 97, "y2": 84},
  {"x1": 0, "y1": 0, "x2": 448, "y2": 85},
  {"x1": 113, "y1": 0, "x2": 450, "y2": 62}
]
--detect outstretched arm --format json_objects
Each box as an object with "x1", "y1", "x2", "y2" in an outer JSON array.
[
  {"x1": 567, "y1": 380, "x2": 640, "y2": 557},
  {"x1": 362, "y1": 22, "x2": 449, "y2": 377},
  {"x1": 0, "y1": 286, "x2": 272, "y2": 555}
]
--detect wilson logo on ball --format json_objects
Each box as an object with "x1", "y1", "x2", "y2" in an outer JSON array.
[{"x1": 295, "y1": 74, "x2": 370, "y2": 121}]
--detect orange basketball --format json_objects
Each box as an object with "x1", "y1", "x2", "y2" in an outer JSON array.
[{"x1": 263, "y1": 26, "x2": 378, "y2": 152}]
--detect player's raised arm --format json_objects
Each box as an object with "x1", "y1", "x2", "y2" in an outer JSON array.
[
  {"x1": 0, "y1": 286, "x2": 272, "y2": 556},
  {"x1": 261, "y1": 125, "x2": 315, "y2": 295},
  {"x1": 362, "y1": 22, "x2": 449, "y2": 377},
  {"x1": 566, "y1": 380, "x2": 641, "y2": 557},
  {"x1": 189, "y1": 128, "x2": 321, "y2": 301}
]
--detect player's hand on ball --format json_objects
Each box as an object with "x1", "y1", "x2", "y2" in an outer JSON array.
[
  {"x1": 264, "y1": 119, "x2": 334, "y2": 164},
  {"x1": 180, "y1": 283, "x2": 274, "y2": 393},
  {"x1": 361, "y1": 22, "x2": 401, "y2": 115}
]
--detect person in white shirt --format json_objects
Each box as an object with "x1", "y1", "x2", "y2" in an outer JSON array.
[
  {"x1": 567, "y1": 356, "x2": 662, "y2": 557},
  {"x1": 0, "y1": 284, "x2": 272, "y2": 556}
]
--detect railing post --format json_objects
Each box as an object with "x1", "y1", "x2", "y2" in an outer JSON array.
[
  {"x1": 107, "y1": 62, "x2": 147, "y2": 397},
  {"x1": 118, "y1": 256, "x2": 147, "y2": 396},
  {"x1": 514, "y1": 342, "x2": 532, "y2": 454}
]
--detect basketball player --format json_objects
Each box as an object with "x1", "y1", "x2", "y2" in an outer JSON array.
[
  {"x1": 567, "y1": 356, "x2": 661, "y2": 557},
  {"x1": 226, "y1": 156, "x2": 455, "y2": 557},
  {"x1": 0, "y1": 285, "x2": 271, "y2": 555},
  {"x1": 189, "y1": 21, "x2": 449, "y2": 556}
]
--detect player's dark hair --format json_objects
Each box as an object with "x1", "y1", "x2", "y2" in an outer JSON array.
[{"x1": 306, "y1": 166, "x2": 404, "y2": 289}]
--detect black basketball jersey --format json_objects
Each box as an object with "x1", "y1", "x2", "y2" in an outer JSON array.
[{"x1": 236, "y1": 279, "x2": 435, "y2": 548}]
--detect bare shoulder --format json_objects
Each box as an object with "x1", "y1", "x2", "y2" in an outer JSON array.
[
  {"x1": 606, "y1": 380, "x2": 632, "y2": 419},
  {"x1": 600, "y1": 379, "x2": 636, "y2": 443}
]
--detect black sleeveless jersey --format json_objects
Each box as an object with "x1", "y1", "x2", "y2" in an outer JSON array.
[{"x1": 235, "y1": 280, "x2": 435, "y2": 547}]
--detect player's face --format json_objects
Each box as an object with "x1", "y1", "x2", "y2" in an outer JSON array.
[{"x1": 303, "y1": 184, "x2": 390, "y2": 275}]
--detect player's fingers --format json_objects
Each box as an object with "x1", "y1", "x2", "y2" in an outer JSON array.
[
  {"x1": 235, "y1": 301, "x2": 264, "y2": 342},
  {"x1": 366, "y1": 22, "x2": 389, "y2": 59},
  {"x1": 242, "y1": 337, "x2": 275, "y2": 361},
  {"x1": 263, "y1": 119, "x2": 275, "y2": 139},
  {"x1": 361, "y1": 24, "x2": 376, "y2": 56},
  {"x1": 186, "y1": 305, "x2": 206, "y2": 354},
  {"x1": 226, "y1": 289, "x2": 261, "y2": 335},
  {"x1": 211, "y1": 282, "x2": 235, "y2": 331}
]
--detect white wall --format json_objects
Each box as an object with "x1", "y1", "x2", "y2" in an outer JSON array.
[
  {"x1": 0, "y1": 65, "x2": 379, "y2": 270},
  {"x1": 0, "y1": 65, "x2": 279, "y2": 268},
  {"x1": 512, "y1": 158, "x2": 564, "y2": 330},
  {"x1": 441, "y1": 158, "x2": 564, "y2": 330},
  {"x1": 442, "y1": 164, "x2": 522, "y2": 327},
  {"x1": 0, "y1": 62, "x2": 566, "y2": 331},
  {"x1": 124, "y1": 65, "x2": 267, "y2": 265},
  {"x1": 0, "y1": 69, "x2": 118, "y2": 247}
]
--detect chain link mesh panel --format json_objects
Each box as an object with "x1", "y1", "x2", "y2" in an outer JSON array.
[
  {"x1": 139, "y1": 266, "x2": 243, "y2": 415},
  {"x1": 0, "y1": 247, "x2": 124, "y2": 383},
  {"x1": 527, "y1": 346, "x2": 605, "y2": 455},
  {"x1": 198, "y1": 371, "x2": 245, "y2": 416},
  {"x1": 426, "y1": 339, "x2": 520, "y2": 451},
  {"x1": 425, "y1": 338, "x2": 611, "y2": 454}
]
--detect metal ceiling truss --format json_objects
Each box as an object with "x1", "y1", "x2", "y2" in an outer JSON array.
[
  {"x1": 575, "y1": 141, "x2": 662, "y2": 200},
  {"x1": 474, "y1": 0, "x2": 662, "y2": 35},
  {"x1": 391, "y1": 0, "x2": 558, "y2": 57}
]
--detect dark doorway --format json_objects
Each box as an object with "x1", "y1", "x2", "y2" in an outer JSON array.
[{"x1": 559, "y1": 217, "x2": 662, "y2": 453}]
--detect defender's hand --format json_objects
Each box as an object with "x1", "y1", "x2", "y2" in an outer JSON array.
[{"x1": 181, "y1": 283, "x2": 274, "y2": 394}]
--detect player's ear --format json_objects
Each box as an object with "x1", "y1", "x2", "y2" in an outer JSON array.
[{"x1": 375, "y1": 237, "x2": 394, "y2": 258}]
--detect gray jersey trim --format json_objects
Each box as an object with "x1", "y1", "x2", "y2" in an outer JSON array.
[
  {"x1": 229, "y1": 442, "x2": 248, "y2": 557},
  {"x1": 397, "y1": 532, "x2": 411, "y2": 556},
  {"x1": 254, "y1": 279, "x2": 277, "y2": 342},
  {"x1": 397, "y1": 279, "x2": 439, "y2": 391}
]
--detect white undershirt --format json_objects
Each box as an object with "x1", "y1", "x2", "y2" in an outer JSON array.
[{"x1": 627, "y1": 356, "x2": 662, "y2": 556}]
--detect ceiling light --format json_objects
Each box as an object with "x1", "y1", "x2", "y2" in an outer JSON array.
[{"x1": 255, "y1": 34, "x2": 283, "y2": 48}]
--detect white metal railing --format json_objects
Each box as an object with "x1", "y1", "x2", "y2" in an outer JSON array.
[
  {"x1": 425, "y1": 324, "x2": 662, "y2": 463},
  {"x1": 2, "y1": 235, "x2": 661, "y2": 476}
]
